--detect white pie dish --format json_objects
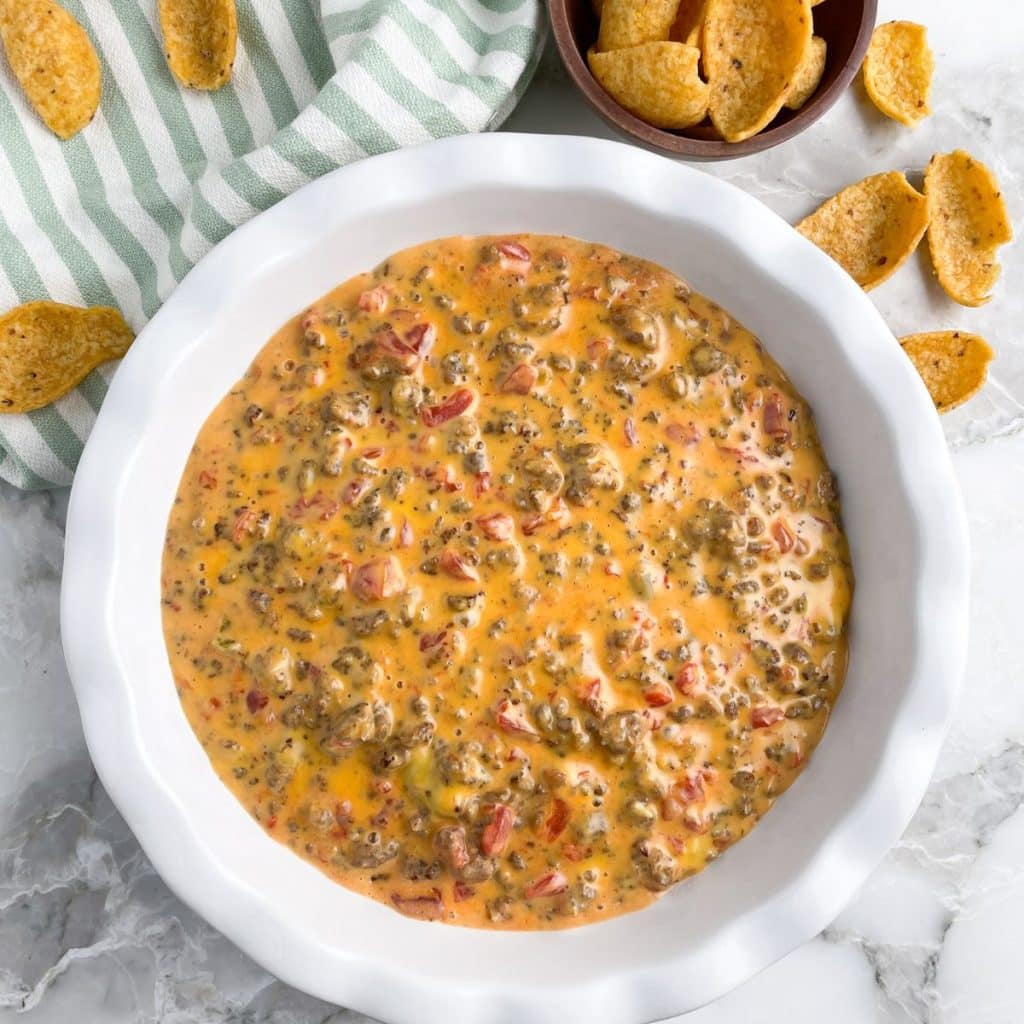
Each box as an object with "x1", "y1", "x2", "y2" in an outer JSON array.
[{"x1": 60, "y1": 133, "x2": 968, "y2": 1024}]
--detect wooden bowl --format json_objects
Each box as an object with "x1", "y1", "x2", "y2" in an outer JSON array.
[{"x1": 549, "y1": 0, "x2": 877, "y2": 161}]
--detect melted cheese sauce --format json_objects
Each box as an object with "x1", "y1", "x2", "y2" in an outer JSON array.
[{"x1": 162, "y1": 235, "x2": 852, "y2": 929}]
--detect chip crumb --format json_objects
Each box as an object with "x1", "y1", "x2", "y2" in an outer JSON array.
[
  {"x1": 924, "y1": 150, "x2": 1013, "y2": 307},
  {"x1": 796, "y1": 171, "x2": 930, "y2": 290},
  {"x1": 0, "y1": 302, "x2": 134, "y2": 414},
  {"x1": 158, "y1": 0, "x2": 237, "y2": 91},
  {"x1": 900, "y1": 331, "x2": 994, "y2": 413},
  {"x1": 0, "y1": 0, "x2": 101, "y2": 139},
  {"x1": 703, "y1": 0, "x2": 814, "y2": 142}
]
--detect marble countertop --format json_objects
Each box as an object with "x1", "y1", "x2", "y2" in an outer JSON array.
[{"x1": 2, "y1": 0, "x2": 1022, "y2": 1020}]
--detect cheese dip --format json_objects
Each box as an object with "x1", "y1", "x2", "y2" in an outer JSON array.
[{"x1": 162, "y1": 234, "x2": 853, "y2": 929}]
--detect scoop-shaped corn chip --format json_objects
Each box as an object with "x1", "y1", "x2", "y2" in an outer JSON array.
[
  {"x1": 589, "y1": 42, "x2": 710, "y2": 130},
  {"x1": 796, "y1": 171, "x2": 930, "y2": 290},
  {"x1": 703, "y1": 0, "x2": 813, "y2": 142},
  {"x1": 0, "y1": 0, "x2": 101, "y2": 140},
  {"x1": 597, "y1": 0, "x2": 678, "y2": 52},
  {"x1": 670, "y1": 0, "x2": 708, "y2": 46},
  {"x1": 786, "y1": 35, "x2": 826, "y2": 110},
  {"x1": 863, "y1": 21, "x2": 933, "y2": 128},
  {"x1": 0, "y1": 302, "x2": 134, "y2": 414},
  {"x1": 158, "y1": 0, "x2": 237, "y2": 91},
  {"x1": 900, "y1": 331, "x2": 994, "y2": 413},
  {"x1": 924, "y1": 150, "x2": 1013, "y2": 307}
]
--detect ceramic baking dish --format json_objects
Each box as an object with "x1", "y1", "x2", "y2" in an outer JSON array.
[{"x1": 61, "y1": 133, "x2": 968, "y2": 1024}]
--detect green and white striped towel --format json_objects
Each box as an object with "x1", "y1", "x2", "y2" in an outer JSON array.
[{"x1": 0, "y1": 0, "x2": 544, "y2": 489}]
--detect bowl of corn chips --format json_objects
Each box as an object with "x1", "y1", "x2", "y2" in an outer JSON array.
[{"x1": 550, "y1": 0, "x2": 876, "y2": 159}]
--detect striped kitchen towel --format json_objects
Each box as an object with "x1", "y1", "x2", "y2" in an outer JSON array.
[{"x1": 0, "y1": 0, "x2": 544, "y2": 489}]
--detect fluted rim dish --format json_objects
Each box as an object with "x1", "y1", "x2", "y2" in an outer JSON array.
[{"x1": 61, "y1": 134, "x2": 968, "y2": 1024}]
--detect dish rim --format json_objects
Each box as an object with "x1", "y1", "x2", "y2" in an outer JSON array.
[{"x1": 60, "y1": 132, "x2": 968, "y2": 1024}]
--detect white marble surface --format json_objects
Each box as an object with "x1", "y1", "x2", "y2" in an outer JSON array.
[{"x1": 2, "y1": 0, "x2": 1022, "y2": 1020}]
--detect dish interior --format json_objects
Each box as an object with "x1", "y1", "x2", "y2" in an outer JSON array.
[{"x1": 160, "y1": 233, "x2": 852, "y2": 931}]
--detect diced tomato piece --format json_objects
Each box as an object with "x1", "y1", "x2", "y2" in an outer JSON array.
[
  {"x1": 474, "y1": 471, "x2": 491, "y2": 497},
  {"x1": 453, "y1": 882, "x2": 475, "y2": 903},
  {"x1": 624, "y1": 417, "x2": 638, "y2": 447},
  {"x1": 666, "y1": 833, "x2": 687, "y2": 854},
  {"x1": 342, "y1": 477, "x2": 371, "y2": 505},
  {"x1": 355, "y1": 330, "x2": 420, "y2": 377},
  {"x1": 577, "y1": 677, "x2": 602, "y2": 707},
  {"x1": 376, "y1": 330, "x2": 416, "y2": 357},
  {"x1": 357, "y1": 285, "x2": 389, "y2": 312},
  {"x1": 476, "y1": 511, "x2": 515, "y2": 541},
  {"x1": 390, "y1": 889, "x2": 444, "y2": 921},
  {"x1": 764, "y1": 394, "x2": 791, "y2": 440},
  {"x1": 497, "y1": 240, "x2": 531, "y2": 263},
  {"x1": 520, "y1": 512, "x2": 544, "y2": 536},
  {"x1": 520, "y1": 497, "x2": 569, "y2": 536},
  {"x1": 351, "y1": 556, "x2": 405, "y2": 601},
  {"x1": 500, "y1": 362, "x2": 538, "y2": 394},
  {"x1": 232, "y1": 508, "x2": 256, "y2": 544},
  {"x1": 662, "y1": 794, "x2": 686, "y2": 822},
  {"x1": 683, "y1": 808, "x2": 709, "y2": 834},
  {"x1": 426, "y1": 463, "x2": 463, "y2": 493},
  {"x1": 481, "y1": 803, "x2": 516, "y2": 856},
  {"x1": 421, "y1": 388, "x2": 474, "y2": 427},
  {"x1": 674, "y1": 662, "x2": 699, "y2": 694},
  {"x1": 246, "y1": 689, "x2": 268, "y2": 713},
  {"x1": 717, "y1": 444, "x2": 761, "y2": 465},
  {"x1": 563, "y1": 843, "x2": 586, "y2": 862},
  {"x1": 434, "y1": 826, "x2": 471, "y2": 871},
  {"x1": 586, "y1": 336, "x2": 612, "y2": 363},
  {"x1": 541, "y1": 798, "x2": 570, "y2": 842},
  {"x1": 198, "y1": 469, "x2": 217, "y2": 489},
  {"x1": 495, "y1": 699, "x2": 539, "y2": 738},
  {"x1": 419, "y1": 629, "x2": 448, "y2": 652},
  {"x1": 398, "y1": 519, "x2": 414, "y2": 547},
  {"x1": 678, "y1": 769, "x2": 706, "y2": 802},
  {"x1": 404, "y1": 322, "x2": 436, "y2": 357},
  {"x1": 752, "y1": 705, "x2": 786, "y2": 728},
  {"x1": 438, "y1": 548, "x2": 479, "y2": 582},
  {"x1": 666, "y1": 422, "x2": 701, "y2": 446},
  {"x1": 288, "y1": 493, "x2": 322, "y2": 518},
  {"x1": 643, "y1": 682, "x2": 674, "y2": 707},
  {"x1": 525, "y1": 871, "x2": 568, "y2": 899},
  {"x1": 772, "y1": 521, "x2": 795, "y2": 554}
]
